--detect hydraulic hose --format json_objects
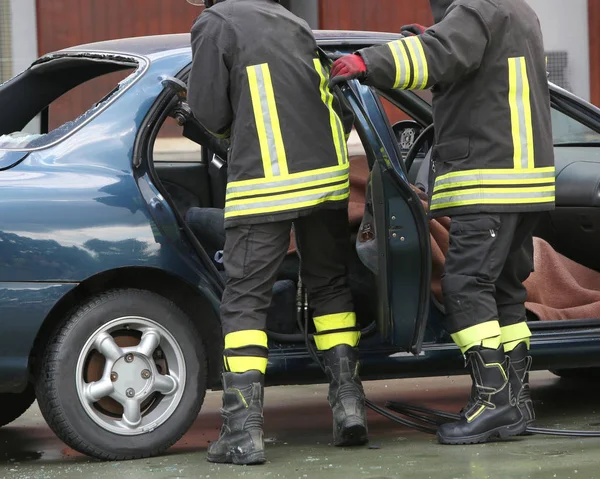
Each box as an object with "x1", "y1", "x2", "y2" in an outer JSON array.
[{"x1": 385, "y1": 401, "x2": 600, "y2": 438}]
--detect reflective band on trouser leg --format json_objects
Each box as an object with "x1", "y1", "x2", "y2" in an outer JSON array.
[
  {"x1": 224, "y1": 356, "x2": 268, "y2": 374},
  {"x1": 451, "y1": 321, "x2": 502, "y2": 354},
  {"x1": 223, "y1": 330, "x2": 269, "y2": 374},
  {"x1": 314, "y1": 59, "x2": 348, "y2": 166},
  {"x1": 501, "y1": 322, "x2": 532, "y2": 352},
  {"x1": 224, "y1": 330, "x2": 268, "y2": 350},
  {"x1": 313, "y1": 312, "x2": 360, "y2": 351}
]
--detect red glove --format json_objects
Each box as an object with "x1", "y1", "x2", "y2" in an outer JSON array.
[
  {"x1": 401, "y1": 24, "x2": 427, "y2": 36},
  {"x1": 329, "y1": 54, "x2": 367, "y2": 88}
]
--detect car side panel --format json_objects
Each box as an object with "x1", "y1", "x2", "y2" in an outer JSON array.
[
  {"x1": 0, "y1": 282, "x2": 76, "y2": 393},
  {"x1": 0, "y1": 52, "x2": 227, "y2": 392},
  {"x1": 0, "y1": 54, "x2": 192, "y2": 283}
]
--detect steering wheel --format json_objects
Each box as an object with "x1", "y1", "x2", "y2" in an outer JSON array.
[{"x1": 404, "y1": 124, "x2": 435, "y2": 173}]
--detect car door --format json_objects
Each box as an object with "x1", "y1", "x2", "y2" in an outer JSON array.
[
  {"x1": 539, "y1": 87, "x2": 600, "y2": 270},
  {"x1": 341, "y1": 82, "x2": 432, "y2": 354}
]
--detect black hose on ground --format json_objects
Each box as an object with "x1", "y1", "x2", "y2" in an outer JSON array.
[{"x1": 385, "y1": 401, "x2": 600, "y2": 437}]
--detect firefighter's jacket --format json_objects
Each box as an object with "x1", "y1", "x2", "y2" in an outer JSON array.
[
  {"x1": 188, "y1": 0, "x2": 354, "y2": 226},
  {"x1": 358, "y1": 0, "x2": 555, "y2": 218}
]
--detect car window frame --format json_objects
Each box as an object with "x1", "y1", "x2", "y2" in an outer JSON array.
[
  {"x1": 0, "y1": 51, "x2": 149, "y2": 153},
  {"x1": 549, "y1": 86, "x2": 600, "y2": 147}
]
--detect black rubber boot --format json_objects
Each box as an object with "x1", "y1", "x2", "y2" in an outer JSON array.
[
  {"x1": 323, "y1": 344, "x2": 368, "y2": 447},
  {"x1": 438, "y1": 346, "x2": 526, "y2": 445},
  {"x1": 508, "y1": 342, "x2": 535, "y2": 426},
  {"x1": 207, "y1": 371, "x2": 265, "y2": 465}
]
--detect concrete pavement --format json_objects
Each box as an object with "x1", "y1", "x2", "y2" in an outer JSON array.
[{"x1": 1, "y1": 371, "x2": 598, "y2": 479}]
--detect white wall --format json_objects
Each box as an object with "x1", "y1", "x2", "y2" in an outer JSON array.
[
  {"x1": 525, "y1": 0, "x2": 590, "y2": 100},
  {"x1": 10, "y1": 0, "x2": 37, "y2": 76},
  {"x1": 289, "y1": 0, "x2": 319, "y2": 28},
  {"x1": 10, "y1": 0, "x2": 39, "y2": 133}
]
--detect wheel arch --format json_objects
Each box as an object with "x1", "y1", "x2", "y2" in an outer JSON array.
[{"x1": 30, "y1": 267, "x2": 223, "y2": 388}]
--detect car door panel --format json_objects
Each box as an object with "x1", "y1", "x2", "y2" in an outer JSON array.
[
  {"x1": 540, "y1": 91, "x2": 600, "y2": 271},
  {"x1": 342, "y1": 82, "x2": 432, "y2": 354},
  {"x1": 370, "y1": 161, "x2": 432, "y2": 352}
]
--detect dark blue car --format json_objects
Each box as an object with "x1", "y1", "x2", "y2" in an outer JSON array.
[{"x1": 0, "y1": 32, "x2": 599, "y2": 460}]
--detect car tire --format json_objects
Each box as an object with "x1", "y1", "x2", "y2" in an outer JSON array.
[
  {"x1": 35, "y1": 289, "x2": 207, "y2": 461},
  {"x1": 0, "y1": 386, "x2": 36, "y2": 428}
]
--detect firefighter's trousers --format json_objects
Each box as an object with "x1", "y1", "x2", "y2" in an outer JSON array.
[
  {"x1": 441, "y1": 212, "x2": 541, "y2": 353},
  {"x1": 221, "y1": 209, "x2": 358, "y2": 374}
]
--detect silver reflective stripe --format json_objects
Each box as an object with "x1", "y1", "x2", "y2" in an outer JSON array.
[
  {"x1": 226, "y1": 167, "x2": 348, "y2": 196},
  {"x1": 406, "y1": 37, "x2": 425, "y2": 88},
  {"x1": 225, "y1": 186, "x2": 349, "y2": 214},
  {"x1": 513, "y1": 59, "x2": 530, "y2": 170},
  {"x1": 251, "y1": 65, "x2": 280, "y2": 176},
  {"x1": 390, "y1": 41, "x2": 409, "y2": 88},
  {"x1": 431, "y1": 190, "x2": 554, "y2": 207},
  {"x1": 318, "y1": 62, "x2": 348, "y2": 165},
  {"x1": 434, "y1": 170, "x2": 555, "y2": 189}
]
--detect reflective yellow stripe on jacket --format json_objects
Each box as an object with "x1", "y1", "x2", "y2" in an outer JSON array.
[
  {"x1": 225, "y1": 164, "x2": 350, "y2": 219},
  {"x1": 314, "y1": 59, "x2": 348, "y2": 166},
  {"x1": 431, "y1": 167, "x2": 556, "y2": 210},
  {"x1": 247, "y1": 63, "x2": 288, "y2": 178},
  {"x1": 431, "y1": 56, "x2": 555, "y2": 211},
  {"x1": 509, "y1": 57, "x2": 535, "y2": 170},
  {"x1": 387, "y1": 36, "x2": 429, "y2": 90},
  {"x1": 227, "y1": 63, "x2": 350, "y2": 220}
]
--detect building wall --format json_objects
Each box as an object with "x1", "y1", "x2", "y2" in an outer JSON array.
[
  {"x1": 36, "y1": 0, "x2": 201, "y2": 55},
  {"x1": 318, "y1": 0, "x2": 433, "y2": 33},
  {"x1": 0, "y1": 0, "x2": 11, "y2": 83},
  {"x1": 10, "y1": 0, "x2": 37, "y2": 77},
  {"x1": 287, "y1": 0, "x2": 319, "y2": 28},
  {"x1": 35, "y1": 0, "x2": 203, "y2": 130},
  {"x1": 589, "y1": 0, "x2": 600, "y2": 106},
  {"x1": 525, "y1": 0, "x2": 590, "y2": 101}
]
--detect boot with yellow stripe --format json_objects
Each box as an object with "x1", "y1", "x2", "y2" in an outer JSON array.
[
  {"x1": 322, "y1": 344, "x2": 368, "y2": 446},
  {"x1": 207, "y1": 370, "x2": 265, "y2": 465},
  {"x1": 314, "y1": 313, "x2": 368, "y2": 446},
  {"x1": 437, "y1": 345, "x2": 527, "y2": 445}
]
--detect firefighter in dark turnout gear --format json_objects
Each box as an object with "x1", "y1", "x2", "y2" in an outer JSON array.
[
  {"x1": 187, "y1": 0, "x2": 367, "y2": 465},
  {"x1": 331, "y1": 0, "x2": 554, "y2": 445}
]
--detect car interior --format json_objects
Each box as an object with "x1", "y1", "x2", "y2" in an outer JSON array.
[
  {"x1": 150, "y1": 76, "x2": 600, "y2": 339},
  {"x1": 152, "y1": 116, "x2": 378, "y2": 336}
]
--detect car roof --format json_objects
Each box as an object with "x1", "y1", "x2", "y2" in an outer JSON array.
[{"x1": 60, "y1": 31, "x2": 403, "y2": 57}]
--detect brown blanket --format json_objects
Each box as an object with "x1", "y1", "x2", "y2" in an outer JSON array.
[{"x1": 411, "y1": 171, "x2": 600, "y2": 322}]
